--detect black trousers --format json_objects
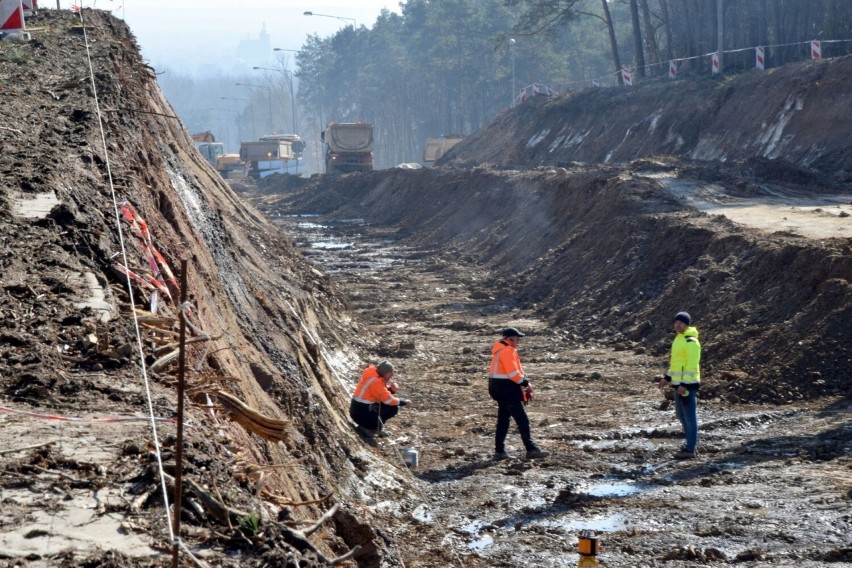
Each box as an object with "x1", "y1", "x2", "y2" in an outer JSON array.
[
  {"x1": 349, "y1": 399, "x2": 399, "y2": 430},
  {"x1": 489, "y1": 378, "x2": 535, "y2": 453}
]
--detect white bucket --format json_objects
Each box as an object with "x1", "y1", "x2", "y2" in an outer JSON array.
[{"x1": 402, "y1": 447, "x2": 418, "y2": 468}]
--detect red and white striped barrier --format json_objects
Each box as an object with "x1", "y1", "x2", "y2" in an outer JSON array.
[
  {"x1": 21, "y1": 0, "x2": 33, "y2": 17},
  {"x1": 756, "y1": 46, "x2": 765, "y2": 70},
  {"x1": 711, "y1": 52, "x2": 720, "y2": 74},
  {"x1": 621, "y1": 69, "x2": 633, "y2": 86},
  {"x1": 811, "y1": 39, "x2": 821, "y2": 59},
  {"x1": 0, "y1": 0, "x2": 25, "y2": 32},
  {"x1": 668, "y1": 60, "x2": 677, "y2": 79}
]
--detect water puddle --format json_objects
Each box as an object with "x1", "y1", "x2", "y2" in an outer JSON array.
[
  {"x1": 585, "y1": 481, "x2": 648, "y2": 498},
  {"x1": 543, "y1": 513, "x2": 629, "y2": 533},
  {"x1": 467, "y1": 534, "x2": 493, "y2": 550},
  {"x1": 311, "y1": 241, "x2": 353, "y2": 250}
]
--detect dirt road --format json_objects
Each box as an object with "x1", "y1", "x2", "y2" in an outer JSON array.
[{"x1": 276, "y1": 212, "x2": 850, "y2": 567}]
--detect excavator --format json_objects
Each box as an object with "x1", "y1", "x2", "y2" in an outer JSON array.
[{"x1": 191, "y1": 131, "x2": 244, "y2": 179}]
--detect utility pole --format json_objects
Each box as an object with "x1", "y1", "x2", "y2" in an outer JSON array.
[
  {"x1": 717, "y1": 0, "x2": 724, "y2": 74},
  {"x1": 509, "y1": 38, "x2": 516, "y2": 108}
]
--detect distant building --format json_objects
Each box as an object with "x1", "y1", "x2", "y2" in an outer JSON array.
[{"x1": 236, "y1": 23, "x2": 271, "y2": 69}]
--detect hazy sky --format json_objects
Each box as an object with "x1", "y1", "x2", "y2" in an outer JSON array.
[{"x1": 58, "y1": 1, "x2": 401, "y2": 72}]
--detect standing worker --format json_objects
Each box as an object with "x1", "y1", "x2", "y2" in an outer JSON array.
[
  {"x1": 488, "y1": 328, "x2": 549, "y2": 460},
  {"x1": 658, "y1": 312, "x2": 702, "y2": 459},
  {"x1": 350, "y1": 361, "x2": 411, "y2": 438}
]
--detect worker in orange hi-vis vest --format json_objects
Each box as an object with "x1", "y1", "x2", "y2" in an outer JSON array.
[
  {"x1": 488, "y1": 328, "x2": 549, "y2": 460},
  {"x1": 350, "y1": 361, "x2": 411, "y2": 438}
]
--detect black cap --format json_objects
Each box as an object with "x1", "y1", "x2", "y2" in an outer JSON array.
[
  {"x1": 674, "y1": 312, "x2": 692, "y2": 326},
  {"x1": 502, "y1": 327, "x2": 526, "y2": 337}
]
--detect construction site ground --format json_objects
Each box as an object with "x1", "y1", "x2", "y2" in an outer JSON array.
[
  {"x1": 1, "y1": 9, "x2": 850, "y2": 568},
  {"x1": 257, "y1": 182, "x2": 850, "y2": 567}
]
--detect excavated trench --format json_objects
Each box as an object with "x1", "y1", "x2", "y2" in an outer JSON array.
[{"x1": 263, "y1": 191, "x2": 851, "y2": 567}]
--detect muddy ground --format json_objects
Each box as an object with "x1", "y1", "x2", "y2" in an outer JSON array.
[
  {"x1": 1, "y1": 7, "x2": 850, "y2": 568},
  {"x1": 261, "y1": 205, "x2": 850, "y2": 567}
]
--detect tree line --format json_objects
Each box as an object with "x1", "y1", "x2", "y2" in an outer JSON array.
[
  {"x1": 160, "y1": 1, "x2": 852, "y2": 170},
  {"x1": 294, "y1": 0, "x2": 851, "y2": 168}
]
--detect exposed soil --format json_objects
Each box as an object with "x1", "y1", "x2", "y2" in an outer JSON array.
[
  {"x1": 1, "y1": 8, "x2": 850, "y2": 568},
  {"x1": 254, "y1": 206, "x2": 850, "y2": 567}
]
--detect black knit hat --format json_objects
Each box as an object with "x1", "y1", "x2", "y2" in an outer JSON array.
[
  {"x1": 674, "y1": 312, "x2": 692, "y2": 326},
  {"x1": 502, "y1": 327, "x2": 526, "y2": 337}
]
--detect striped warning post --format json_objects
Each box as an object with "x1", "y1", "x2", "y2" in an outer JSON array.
[
  {"x1": 668, "y1": 60, "x2": 677, "y2": 79},
  {"x1": 755, "y1": 46, "x2": 765, "y2": 70},
  {"x1": 0, "y1": 0, "x2": 25, "y2": 32},
  {"x1": 711, "y1": 52, "x2": 720, "y2": 75},
  {"x1": 621, "y1": 69, "x2": 633, "y2": 86},
  {"x1": 811, "y1": 39, "x2": 821, "y2": 59},
  {"x1": 21, "y1": 0, "x2": 33, "y2": 17}
]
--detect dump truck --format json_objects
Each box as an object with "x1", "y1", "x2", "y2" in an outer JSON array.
[
  {"x1": 322, "y1": 122, "x2": 373, "y2": 174},
  {"x1": 423, "y1": 135, "x2": 464, "y2": 167},
  {"x1": 239, "y1": 134, "x2": 305, "y2": 179},
  {"x1": 216, "y1": 154, "x2": 244, "y2": 180}
]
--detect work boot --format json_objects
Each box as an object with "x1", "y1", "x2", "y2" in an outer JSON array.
[
  {"x1": 492, "y1": 451, "x2": 510, "y2": 461},
  {"x1": 674, "y1": 449, "x2": 696, "y2": 460},
  {"x1": 525, "y1": 448, "x2": 550, "y2": 459},
  {"x1": 357, "y1": 426, "x2": 378, "y2": 439}
]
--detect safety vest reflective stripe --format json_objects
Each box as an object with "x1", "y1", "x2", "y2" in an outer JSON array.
[
  {"x1": 353, "y1": 376, "x2": 378, "y2": 403},
  {"x1": 489, "y1": 347, "x2": 506, "y2": 377}
]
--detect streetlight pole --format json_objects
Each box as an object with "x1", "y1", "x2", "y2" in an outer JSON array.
[
  {"x1": 209, "y1": 108, "x2": 239, "y2": 150},
  {"x1": 304, "y1": 11, "x2": 358, "y2": 115},
  {"x1": 221, "y1": 96, "x2": 256, "y2": 141},
  {"x1": 509, "y1": 38, "x2": 516, "y2": 108},
  {"x1": 235, "y1": 82, "x2": 274, "y2": 136},
  {"x1": 254, "y1": 64, "x2": 298, "y2": 135}
]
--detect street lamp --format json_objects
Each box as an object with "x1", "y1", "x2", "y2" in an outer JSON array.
[
  {"x1": 208, "y1": 107, "x2": 239, "y2": 149},
  {"x1": 509, "y1": 38, "x2": 516, "y2": 108},
  {"x1": 221, "y1": 96, "x2": 256, "y2": 140},
  {"x1": 304, "y1": 11, "x2": 359, "y2": 117},
  {"x1": 235, "y1": 82, "x2": 274, "y2": 136},
  {"x1": 302, "y1": 11, "x2": 356, "y2": 29},
  {"x1": 253, "y1": 66, "x2": 298, "y2": 135}
]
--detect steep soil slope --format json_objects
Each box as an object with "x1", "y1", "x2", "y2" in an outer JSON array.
[
  {"x1": 444, "y1": 56, "x2": 852, "y2": 177},
  {"x1": 256, "y1": 163, "x2": 851, "y2": 404},
  {"x1": 1, "y1": 10, "x2": 407, "y2": 567}
]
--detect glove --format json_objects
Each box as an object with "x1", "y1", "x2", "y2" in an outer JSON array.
[
  {"x1": 389, "y1": 382, "x2": 399, "y2": 394},
  {"x1": 520, "y1": 378, "x2": 530, "y2": 388},
  {"x1": 398, "y1": 399, "x2": 411, "y2": 407}
]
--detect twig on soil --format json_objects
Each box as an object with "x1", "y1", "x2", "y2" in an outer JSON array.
[
  {"x1": 264, "y1": 490, "x2": 334, "y2": 509},
  {"x1": 0, "y1": 126, "x2": 24, "y2": 135},
  {"x1": 271, "y1": 504, "x2": 364, "y2": 566},
  {"x1": 0, "y1": 441, "x2": 55, "y2": 455},
  {"x1": 31, "y1": 464, "x2": 80, "y2": 482},
  {"x1": 210, "y1": 474, "x2": 233, "y2": 530},
  {"x1": 150, "y1": 334, "x2": 223, "y2": 371}
]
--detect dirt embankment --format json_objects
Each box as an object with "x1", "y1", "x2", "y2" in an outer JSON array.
[
  {"x1": 443, "y1": 55, "x2": 852, "y2": 179},
  {"x1": 1, "y1": 10, "x2": 402, "y2": 566},
  {"x1": 257, "y1": 163, "x2": 851, "y2": 404}
]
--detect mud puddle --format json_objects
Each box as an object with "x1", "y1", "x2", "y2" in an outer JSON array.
[{"x1": 276, "y1": 214, "x2": 850, "y2": 567}]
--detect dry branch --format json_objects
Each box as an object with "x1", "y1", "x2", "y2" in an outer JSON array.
[{"x1": 214, "y1": 390, "x2": 290, "y2": 442}]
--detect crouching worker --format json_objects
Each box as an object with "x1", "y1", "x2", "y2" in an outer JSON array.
[{"x1": 350, "y1": 361, "x2": 412, "y2": 438}]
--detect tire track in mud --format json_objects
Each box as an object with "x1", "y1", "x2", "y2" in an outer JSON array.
[{"x1": 279, "y1": 214, "x2": 851, "y2": 568}]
